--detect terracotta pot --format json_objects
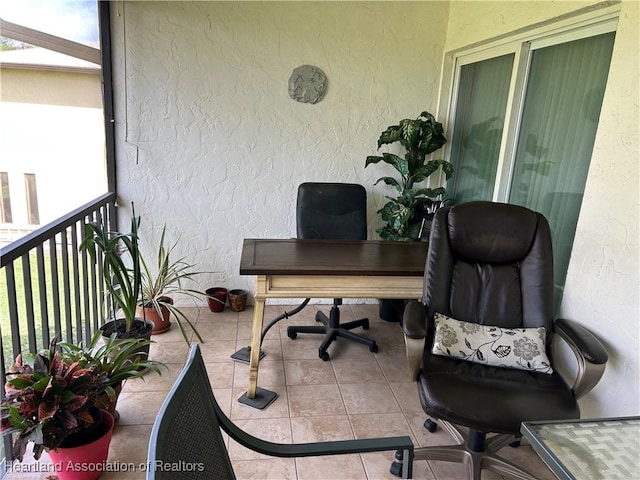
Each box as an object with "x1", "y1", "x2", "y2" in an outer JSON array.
[
  {"x1": 206, "y1": 287, "x2": 228, "y2": 312},
  {"x1": 137, "y1": 296, "x2": 173, "y2": 334},
  {"x1": 48, "y1": 410, "x2": 114, "y2": 480}
]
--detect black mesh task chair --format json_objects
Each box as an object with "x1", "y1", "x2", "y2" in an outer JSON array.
[
  {"x1": 394, "y1": 201, "x2": 608, "y2": 480},
  {"x1": 286, "y1": 182, "x2": 378, "y2": 361},
  {"x1": 147, "y1": 345, "x2": 414, "y2": 479}
]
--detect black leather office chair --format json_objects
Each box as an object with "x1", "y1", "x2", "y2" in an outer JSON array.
[
  {"x1": 147, "y1": 345, "x2": 414, "y2": 479},
  {"x1": 394, "y1": 201, "x2": 608, "y2": 480},
  {"x1": 287, "y1": 182, "x2": 379, "y2": 361}
]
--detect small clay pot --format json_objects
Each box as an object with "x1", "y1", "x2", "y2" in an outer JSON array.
[
  {"x1": 228, "y1": 289, "x2": 248, "y2": 312},
  {"x1": 206, "y1": 287, "x2": 228, "y2": 312}
]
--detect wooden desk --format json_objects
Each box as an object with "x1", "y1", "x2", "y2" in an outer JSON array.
[{"x1": 239, "y1": 238, "x2": 427, "y2": 400}]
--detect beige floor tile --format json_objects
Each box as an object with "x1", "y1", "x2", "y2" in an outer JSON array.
[
  {"x1": 296, "y1": 454, "x2": 367, "y2": 480},
  {"x1": 194, "y1": 312, "x2": 239, "y2": 340},
  {"x1": 148, "y1": 339, "x2": 191, "y2": 364},
  {"x1": 197, "y1": 338, "x2": 240, "y2": 362},
  {"x1": 205, "y1": 360, "x2": 235, "y2": 389},
  {"x1": 290, "y1": 415, "x2": 355, "y2": 442},
  {"x1": 288, "y1": 384, "x2": 347, "y2": 417},
  {"x1": 107, "y1": 424, "x2": 152, "y2": 466},
  {"x1": 115, "y1": 390, "x2": 167, "y2": 426},
  {"x1": 232, "y1": 457, "x2": 297, "y2": 480},
  {"x1": 388, "y1": 381, "x2": 424, "y2": 414},
  {"x1": 340, "y1": 383, "x2": 401, "y2": 415},
  {"x1": 284, "y1": 358, "x2": 338, "y2": 385},
  {"x1": 375, "y1": 354, "x2": 413, "y2": 384},
  {"x1": 332, "y1": 354, "x2": 387, "y2": 384}
]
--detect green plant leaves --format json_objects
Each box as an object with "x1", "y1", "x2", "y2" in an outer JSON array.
[{"x1": 366, "y1": 110, "x2": 452, "y2": 241}]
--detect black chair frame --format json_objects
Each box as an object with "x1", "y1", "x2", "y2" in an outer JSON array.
[{"x1": 148, "y1": 345, "x2": 414, "y2": 479}]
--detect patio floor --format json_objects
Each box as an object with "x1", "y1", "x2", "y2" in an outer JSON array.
[{"x1": 5, "y1": 304, "x2": 556, "y2": 480}]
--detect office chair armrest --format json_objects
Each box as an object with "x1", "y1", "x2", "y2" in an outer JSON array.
[
  {"x1": 402, "y1": 300, "x2": 427, "y2": 339},
  {"x1": 402, "y1": 301, "x2": 426, "y2": 381},
  {"x1": 554, "y1": 318, "x2": 608, "y2": 400}
]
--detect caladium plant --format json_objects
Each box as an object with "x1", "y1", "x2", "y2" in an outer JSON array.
[{"x1": 366, "y1": 111, "x2": 453, "y2": 241}]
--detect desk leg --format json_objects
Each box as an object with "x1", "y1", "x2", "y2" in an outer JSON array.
[
  {"x1": 247, "y1": 297, "x2": 265, "y2": 398},
  {"x1": 237, "y1": 284, "x2": 278, "y2": 410}
]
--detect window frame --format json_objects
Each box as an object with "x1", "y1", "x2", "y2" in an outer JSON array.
[{"x1": 440, "y1": 5, "x2": 620, "y2": 203}]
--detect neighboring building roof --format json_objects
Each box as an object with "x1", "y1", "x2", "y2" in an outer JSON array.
[{"x1": 0, "y1": 47, "x2": 99, "y2": 73}]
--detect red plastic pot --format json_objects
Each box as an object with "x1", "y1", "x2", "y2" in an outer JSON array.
[{"x1": 206, "y1": 287, "x2": 228, "y2": 312}]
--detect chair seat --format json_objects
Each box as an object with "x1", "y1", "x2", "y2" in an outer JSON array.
[{"x1": 418, "y1": 354, "x2": 580, "y2": 434}]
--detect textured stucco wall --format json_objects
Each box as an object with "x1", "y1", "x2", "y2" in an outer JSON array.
[
  {"x1": 443, "y1": 0, "x2": 640, "y2": 417},
  {"x1": 110, "y1": 1, "x2": 449, "y2": 298},
  {"x1": 444, "y1": 0, "x2": 603, "y2": 51}
]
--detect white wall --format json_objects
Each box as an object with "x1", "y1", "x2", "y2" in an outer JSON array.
[
  {"x1": 443, "y1": 0, "x2": 639, "y2": 418},
  {"x1": 111, "y1": 1, "x2": 449, "y2": 290}
]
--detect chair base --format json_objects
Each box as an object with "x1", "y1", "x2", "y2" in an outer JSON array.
[
  {"x1": 404, "y1": 420, "x2": 537, "y2": 480},
  {"x1": 287, "y1": 304, "x2": 378, "y2": 360}
]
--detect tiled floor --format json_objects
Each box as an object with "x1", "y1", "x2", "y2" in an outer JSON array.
[{"x1": 6, "y1": 304, "x2": 556, "y2": 480}]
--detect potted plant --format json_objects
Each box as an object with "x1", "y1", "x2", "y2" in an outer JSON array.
[
  {"x1": 61, "y1": 331, "x2": 165, "y2": 423},
  {"x1": 365, "y1": 110, "x2": 453, "y2": 241},
  {"x1": 1, "y1": 339, "x2": 114, "y2": 479},
  {"x1": 80, "y1": 205, "x2": 154, "y2": 356},
  {"x1": 138, "y1": 226, "x2": 205, "y2": 344}
]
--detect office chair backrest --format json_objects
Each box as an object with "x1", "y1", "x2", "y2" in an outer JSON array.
[
  {"x1": 297, "y1": 182, "x2": 367, "y2": 240},
  {"x1": 424, "y1": 201, "x2": 554, "y2": 339},
  {"x1": 147, "y1": 346, "x2": 235, "y2": 480}
]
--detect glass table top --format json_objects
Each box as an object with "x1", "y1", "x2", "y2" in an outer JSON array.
[{"x1": 521, "y1": 417, "x2": 640, "y2": 480}]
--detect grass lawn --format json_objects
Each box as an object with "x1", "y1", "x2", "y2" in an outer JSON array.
[{"x1": 1, "y1": 250, "x2": 104, "y2": 368}]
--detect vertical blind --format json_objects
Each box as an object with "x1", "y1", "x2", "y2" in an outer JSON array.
[
  {"x1": 509, "y1": 32, "x2": 616, "y2": 304},
  {"x1": 449, "y1": 54, "x2": 514, "y2": 203}
]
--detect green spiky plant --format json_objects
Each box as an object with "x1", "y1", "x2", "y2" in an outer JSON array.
[
  {"x1": 365, "y1": 111, "x2": 453, "y2": 241},
  {"x1": 80, "y1": 204, "x2": 143, "y2": 336},
  {"x1": 139, "y1": 226, "x2": 206, "y2": 345}
]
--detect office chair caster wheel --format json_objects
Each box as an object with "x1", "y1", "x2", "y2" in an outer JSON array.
[
  {"x1": 424, "y1": 419, "x2": 438, "y2": 432},
  {"x1": 389, "y1": 449, "x2": 405, "y2": 477},
  {"x1": 389, "y1": 461, "x2": 403, "y2": 477},
  {"x1": 509, "y1": 439, "x2": 522, "y2": 448},
  {"x1": 363, "y1": 320, "x2": 370, "y2": 330},
  {"x1": 287, "y1": 330, "x2": 297, "y2": 340},
  {"x1": 370, "y1": 343, "x2": 378, "y2": 353},
  {"x1": 319, "y1": 350, "x2": 330, "y2": 361}
]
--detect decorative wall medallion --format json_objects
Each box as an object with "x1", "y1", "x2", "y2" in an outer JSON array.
[{"x1": 288, "y1": 65, "x2": 328, "y2": 104}]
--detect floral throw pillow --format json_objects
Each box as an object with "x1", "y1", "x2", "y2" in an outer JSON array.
[{"x1": 431, "y1": 313, "x2": 553, "y2": 374}]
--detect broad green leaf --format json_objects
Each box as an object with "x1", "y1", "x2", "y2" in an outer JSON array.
[
  {"x1": 373, "y1": 176, "x2": 402, "y2": 193},
  {"x1": 377, "y1": 125, "x2": 401, "y2": 148},
  {"x1": 399, "y1": 119, "x2": 421, "y2": 151}
]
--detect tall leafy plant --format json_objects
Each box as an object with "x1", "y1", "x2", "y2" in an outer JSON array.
[
  {"x1": 80, "y1": 205, "x2": 141, "y2": 334},
  {"x1": 365, "y1": 111, "x2": 453, "y2": 241}
]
